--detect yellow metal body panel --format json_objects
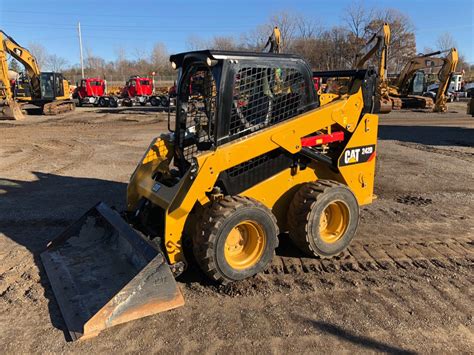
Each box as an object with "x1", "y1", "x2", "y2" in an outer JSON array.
[
  {"x1": 319, "y1": 93, "x2": 341, "y2": 106},
  {"x1": 337, "y1": 113, "x2": 378, "y2": 205},
  {"x1": 127, "y1": 88, "x2": 377, "y2": 265}
]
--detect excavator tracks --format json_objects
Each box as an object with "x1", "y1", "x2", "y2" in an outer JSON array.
[
  {"x1": 400, "y1": 95, "x2": 434, "y2": 110},
  {"x1": 391, "y1": 97, "x2": 403, "y2": 110},
  {"x1": 43, "y1": 100, "x2": 75, "y2": 115},
  {"x1": 266, "y1": 237, "x2": 473, "y2": 275}
]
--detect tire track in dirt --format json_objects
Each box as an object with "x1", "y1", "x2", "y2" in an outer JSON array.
[
  {"x1": 266, "y1": 238, "x2": 473, "y2": 276},
  {"x1": 197, "y1": 267, "x2": 473, "y2": 353},
  {"x1": 50, "y1": 138, "x2": 95, "y2": 174},
  {"x1": 0, "y1": 138, "x2": 95, "y2": 174},
  {"x1": 396, "y1": 142, "x2": 474, "y2": 162}
]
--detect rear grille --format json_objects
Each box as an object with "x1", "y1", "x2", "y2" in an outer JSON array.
[{"x1": 218, "y1": 149, "x2": 293, "y2": 195}]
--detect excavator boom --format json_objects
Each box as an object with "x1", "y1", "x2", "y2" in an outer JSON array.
[
  {"x1": 0, "y1": 31, "x2": 26, "y2": 119},
  {"x1": 433, "y1": 48, "x2": 458, "y2": 112}
]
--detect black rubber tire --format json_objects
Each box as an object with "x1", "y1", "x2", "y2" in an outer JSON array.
[
  {"x1": 287, "y1": 180, "x2": 359, "y2": 258},
  {"x1": 109, "y1": 98, "x2": 118, "y2": 108},
  {"x1": 193, "y1": 196, "x2": 279, "y2": 284},
  {"x1": 150, "y1": 96, "x2": 159, "y2": 106},
  {"x1": 160, "y1": 96, "x2": 169, "y2": 107},
  {"x1": 98, "y1": 97, "x2": 108, "y2": 107}
]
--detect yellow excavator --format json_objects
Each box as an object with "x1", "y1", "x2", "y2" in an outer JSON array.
[
  {"x1": 388, "y1": 48, "x2": 459, "y2": 112},
  {"x1": 0, "y1": 30, "x2": 75, "y2": 120},
  {"x1": 42, "y1": 49, "x2": 381, "y2": 340},
  {"x1": 314, "y1": 23, "x2": 391, "y2": 113}
]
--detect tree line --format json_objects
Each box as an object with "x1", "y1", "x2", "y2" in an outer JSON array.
[{"x1": 10, "y1": 2, "x2": 471, "y2": 83}]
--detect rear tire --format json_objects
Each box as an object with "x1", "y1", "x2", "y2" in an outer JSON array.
[
  {"x1": 150, "y1": 96, "x2": 159, "y2": 106},
  {"x1": 193, "y1": 196, "x2": 279, "y2": 284},
  {"x1": 98, "y1": 97, "x2": 107, "y2": 107},
  {"x1": 109, "y1": 98, "x2": 118, "y2": 107},
  {"x1": 288, "y1": 180, "x2": 359, "y2": 257},
  {"x1": 160, "y1": 96, "x2": 169, "y2": 107}
]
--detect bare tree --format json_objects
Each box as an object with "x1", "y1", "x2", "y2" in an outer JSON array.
[
  {"x1": 185, "y1": 35, "x2": 209, "y2": 51},
  {"x1": 210, "y1": 36, "x2": 238, "y2": 50},
  {"x1": 46, "y1": 54, "x2": 68, "y2": 72},
  {"x1": 295, "y1": 15, "x2": 322, "y2": 39},
  {"x1": 113, "y1": 46, "x2": 129, "y2": 80},
  {"x1": 368, "y1": 8, "x2": 416, "y2": 72},
  {"x1": 343, "y1": 1, "x2": 374, "y2": 39},
  {"x1": 27, "y1": 42, "x2": 49, "y2": 69},
  {"x1": 133, "y1": 47, "x2": 150, "y2": 62},
  {"x1": 114, "y1": 46, "x2": 127, "y2": 63},
  {"x1": 436, "y1": 32, "x2": 457, "y2": 51},
  {"x1": 241, "y1": 24, "x2": 269, "y2": 51},
  {"x1": 151, "y1": 42, "x2": 171, "y2": 75}
]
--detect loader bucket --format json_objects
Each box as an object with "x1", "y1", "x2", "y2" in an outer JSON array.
[
  {"x1": 1, "y1": 98, "x2": 24, "y2": 120},
  {"x1": 40, "y1": 202, "x2": 184, "y2": 341}
]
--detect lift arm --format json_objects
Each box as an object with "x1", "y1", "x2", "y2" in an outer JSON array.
[
  {"x1": 433, "y1": 48, "x2": 458, "y2": 112},
  {"x1": 354, "y1": 23, "x2": 391, "y2": 113}
]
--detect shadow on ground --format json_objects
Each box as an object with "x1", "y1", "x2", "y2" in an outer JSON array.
[
  {"x1": 307, "y1": 320, "x2": 416, "y2": 354},
  {"x1": 378, "y1": 125, "x2": 474, "y2": 147},
  {"x1": 0, "y1": 172, "x2": 127, "y2": 340},
  {"x1": 93, "y1": 106, "x2": 173, "y2": 115}
]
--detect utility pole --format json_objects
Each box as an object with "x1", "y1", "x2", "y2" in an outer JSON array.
[{"x1": 77, "y1": 22, "x2": 85, "y2": 78}]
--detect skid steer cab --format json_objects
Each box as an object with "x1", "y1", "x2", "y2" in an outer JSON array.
[{"x1": 42, "y1": 50, "x2": 379, "y2": 340}]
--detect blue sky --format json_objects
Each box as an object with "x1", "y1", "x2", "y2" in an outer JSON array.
[{"x1": 1, "y1": 0, "x2": 472, "y2": 66}]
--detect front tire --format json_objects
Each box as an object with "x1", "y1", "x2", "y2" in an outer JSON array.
[
  {"x1": 193, "y1": 196, "x2": 279, "y2": 284},
  {"x1": 288, "y1": 180, "x2": 359, "y2": 257}
]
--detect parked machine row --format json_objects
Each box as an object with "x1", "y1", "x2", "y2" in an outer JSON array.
[{"x1": 73, "y1": 76, "x2": 174, "y2": 108}]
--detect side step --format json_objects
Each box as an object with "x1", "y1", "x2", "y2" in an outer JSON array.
[{"x1": 40, "y1": 202, "x2": 184, "y2": 341}]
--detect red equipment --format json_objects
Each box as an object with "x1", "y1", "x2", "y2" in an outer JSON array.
[
  {"x1": 301, "y1": 131, "x2": 345, "y2": 147},
  {"x1": 312, "y1": 76, "x2": 321, "y2": 91},
  {"x1": 122, "y1": 77, "x2": 153, "y2": 98},
  {"x1": 73, "y1": 78, "x2": 108, "y2": 107},
  {"x1": 121, "y1": 77, "x2": 152, "y2": 105},
  {"x1": 108, "y1": 75, "x2": 171, "y2": 108}
]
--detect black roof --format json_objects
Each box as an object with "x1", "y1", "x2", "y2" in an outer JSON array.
[{"x1": 169, "y1": 50, "x2": 305, "y2": 68}]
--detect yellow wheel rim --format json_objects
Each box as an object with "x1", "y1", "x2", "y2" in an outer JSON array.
[
  {"x1": 224, "y1": 220, "x2": 266, "y2": 270},
  {"x1": 319, "y1": 201, "x2": 349, "y2": 244}
]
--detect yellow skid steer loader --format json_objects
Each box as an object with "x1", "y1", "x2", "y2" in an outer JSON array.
[{"x1": 42, "y1": 50, "x2": 380, "y2": 340}]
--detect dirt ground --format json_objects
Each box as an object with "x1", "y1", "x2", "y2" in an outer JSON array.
[{"x1": 0, "y1": 102, "x2": 472, "y2": 353}]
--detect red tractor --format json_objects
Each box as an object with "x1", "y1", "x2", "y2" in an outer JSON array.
[{"x1": 73, "y1": 78, "x2": 109, "y2": 107}]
